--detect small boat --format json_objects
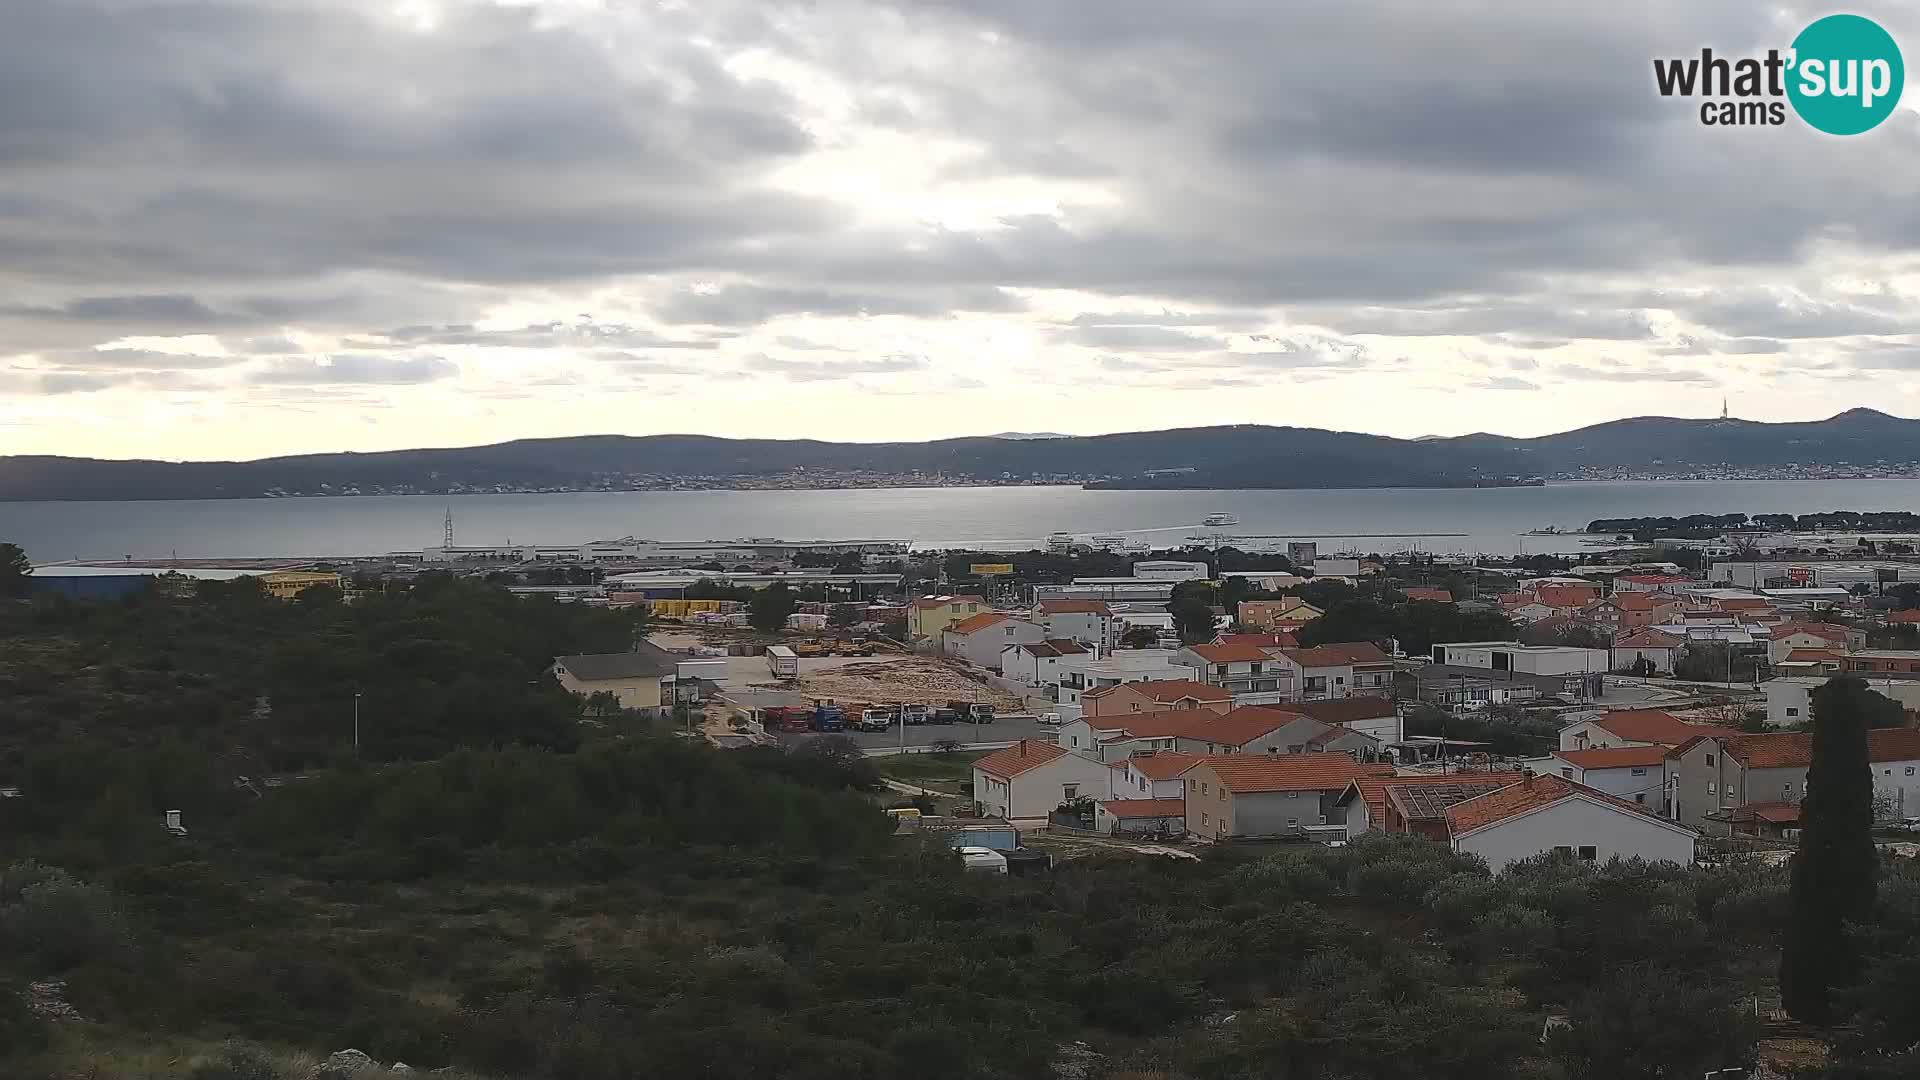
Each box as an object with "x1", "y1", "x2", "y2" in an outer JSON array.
[
  {"x1": 1523, "y1": 526, "x2": 1566, "y2": 535},
  {"x1": 1202, "y1": 512, "x2": 1239, "y2": 527}
]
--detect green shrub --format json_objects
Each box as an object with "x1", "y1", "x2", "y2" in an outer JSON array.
[
  {"x1": 0, "y1": 864, "x2": 129, "y2": 973},
  {"x1": 0, "y1": 979, "x2": 47, "y2": 1058}
]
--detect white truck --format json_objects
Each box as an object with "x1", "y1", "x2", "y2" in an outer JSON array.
[{"x1": 765, "y1": 645, "x2": 799, "y2": 679}]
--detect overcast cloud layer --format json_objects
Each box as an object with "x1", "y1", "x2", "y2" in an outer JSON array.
[{"x1": 5, "y1": 0, "x2": 1920, "y2": 458}]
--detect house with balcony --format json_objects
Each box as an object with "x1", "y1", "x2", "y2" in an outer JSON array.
[
  {"x1": 1032, "y1": 599, "x2": 1116, "y2": 650},
  {"x1": 1269, "y1": 642, "x2": 1395, "y2": 701},
  {"x1": 1335, "y1": 771, "x2": 1525, "y2": 838},
  {"x1": 942, "y1": 613, "x2": 1045, "y2": 669},
  {"x1": 999, "y1": 638, "x2": 1088, "y2": 686},
  {"x1": 1079, "y1": 678, "x2": 1233, "y2": 718},
  {"x1": 1174, "y1": 642, "x2": 1295, "y2": 704}
]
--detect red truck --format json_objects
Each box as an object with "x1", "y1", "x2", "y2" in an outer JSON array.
[{"x1": 764, "y1": 706, "x2": 813, "y2": 733}]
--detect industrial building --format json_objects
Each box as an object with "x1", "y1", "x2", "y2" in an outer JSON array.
[{"x1": 1712, "y1": 560, "x2": 1920, "y2": 591}]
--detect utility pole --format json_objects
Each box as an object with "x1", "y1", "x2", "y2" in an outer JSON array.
[{"x1": 352, "y1": 691, "x2": 362, "y2": 755}]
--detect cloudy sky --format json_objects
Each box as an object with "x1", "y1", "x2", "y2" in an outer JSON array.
[{"x1": 6, "y1": 0, "x2": 1920, "y2": 460}]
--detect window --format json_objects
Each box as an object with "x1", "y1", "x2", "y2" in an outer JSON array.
[
  {"x1": 1630, "y1": 767, "x2": 1646, "y2": 776},
  {"x1": 1706, "y1": 753, "x2": 1716, "y2": 766},
  {"x1": 1559, "y1": 768, "x2": 1573, "y2": 779},
  {"x1": 1908, "y1": 767, "x2": 1916, "y2": 776},
  {"x1": 1577, "y1": 846, "x2": 1598, "y2": 862},
  {"x1": 1199, "y1": 782, "x2": 1208, "y2": 795},
  {"x1": 1552, "y1": 845, "x2": 1572, "y2": 857},
  {"x1": 1218, "y1": 788, "x2": 1226, "y2": 802},
  {"x1": 1268, "y1": 746, "x2": 1279, "y2": 754},
  {"x1": 1286, "y1": 818, "x2": 1298, "y2": 828},
  {"x1": 1063, "y1": 785, "x2": 1078, "y2": 800},
  {"x1": 1707, "y1": 781, "x2": 1717, "y2": 795},
  {"x1": 1131, "y1": 703, "x2": 1141, "y2": 712},
  {"x1": 1200, "y1": 812, "x2": 1209, "y2": 826},
  {"x1": 1786, "y1": 707, "x2": 1799, "y2": 717},
  {"x1": 1785, "y1": 784, "x2": 1793, "y2": 797},
  {"x1": 1335, "y1": 676, "x2": 1345, "y2": 685},
  {"x1": 1635, "y1": 793, "x2": 1646, "y2": 804}
]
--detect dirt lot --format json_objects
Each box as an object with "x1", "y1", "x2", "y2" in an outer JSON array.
[{"x1": 790, "y1": 656, "x2": 1022, "y2": 710}]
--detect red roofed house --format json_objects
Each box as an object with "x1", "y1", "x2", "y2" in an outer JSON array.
[
  {"x1": 1546, "y1": 746, "x2": 1669, "y2": 809},
  {"x1": 1095, "y1": 797, "x2": 1189, "y2": 837},
  {"x1": 1667, "y1": 728, "x2": 1920, "y2": 832},
  {"x1": 1217, "y1": 631, "x2": 1300, "y2": 649},
  {"x1": 1444, "y1": 773, "x2": 1698, "y2": 873},
  {"x1": 1110, "y1": 750, "x2": 1206, "y2": 800},
  {"x1": 1534, "y1": 583, "x2": 1601, "y2": 610},
  {"x1": 1767, "y1": 621, "x2": 1866, "y2": 664},
  {"x1": 942, "y1": 612, "x2": 1044, "y2": 668},
  {"x1": 1237, "y1": 599, "x2": 1324, "y2": 630},
  {"x1": 1182, "y1": 754, "x2": 1391, "y2": 840},
  {"x1": 1584, "y1": 592, "x2": 1681, "y2": 634},
  {"x1": 1558, "y1": 709, "x2": 1739, "y2": 753},
  {"x1": 1175, "y1": 642, "x2": 1296, "y2": 702},
  {"x1": 1270, "y1": 642, "x2": 1396, "y2": 700},
  {"x1": 1886, "y1": 609, "x2": 1920, "y2": 625},
  {"x1": 1401, "y1": 587, "x2": 1454, "y2": 604},
  {"x1": 971, "y1": 740, "x2": 1116, "y2": 821},
  {"x1": 1032, "y1": 599, "x2": 1116, "y2": 649},
  {"x1": 1334, "y1": 772, "x2": 1526, "y2": 839},
  {"x1": 999, "y1": 638, "x2": 1088, "y2": 686},
  {"x1": 1060, "y1": 706, "x2": 1379, "y2": 761},
  {"x1": 1610, "y1": 628, "x2": 1687, "y2": 675},
  {"x1": 1081, "y1": 679, "x2": 1234, "y2": 720}
]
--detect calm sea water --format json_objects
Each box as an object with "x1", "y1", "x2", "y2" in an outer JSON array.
[{"x1": 12, "y1": 479, "x2": 1920, "y2": 563}]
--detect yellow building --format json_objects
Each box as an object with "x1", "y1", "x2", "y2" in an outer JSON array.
[
  {"x1": 908, "y1": 594, "x2": 989, "y2": 640},
  {"x1": 259, "y1": 570, "x2": 343, "y2": 600},
  {"x1": 551, "y1": 643, "x2": 679, "y2": 716}
]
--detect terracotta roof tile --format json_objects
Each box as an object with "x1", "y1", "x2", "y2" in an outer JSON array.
[
  {"x1": 1280, "y1": 642, "x2": 1392, "y2": 668},
  {"x1": 1015, "y1": 639, "x2": 1088, "y2": 658},
  {"x1": 945, "y1": 612, "x2": 1010, "y2": 635},
  {"x1": 1553, "y1": 746, "x2": 1669, "y2": 770},
  {"x1": 1614, "y1": 629, "x2": 1685, "y2": 648},
  {"x1": 1037, "y1": 600, "x2": 1113, "y2": 616},
  {"x1": 914, "y1": 594, "x2": 984, "y2": 609},
  {"x1": 973, "y1": 740, "x2": 1072, "y2": 779},
  {"x1": 1402, "y1": 587, "x2": 1454, "y2": 603},
  {"x1": 1099, "y1": 797, "x2": 1187, "y2": 819},
  {"x1": 1191, "y1": 753, "x2": 1387, "y2": 794},
  {"x1": 1535, "y1": 584, "x2": 1600, "y2": 608},
  {"x1": 1712, "y1": 729, "x2": 1920, "y2": 770},
  {"x1": 1782, "y1": 648, "x2": 1842, "y2": 663},
  {"x1": 1340, "y1": 772, "x2": 1524, "y2": 827},
  {"x1": 1592, "y1": 709, "x2": 1738, "y2": 746},
  {"x1": 1274, "y1": 696, "x2": 1397, "y2": 726},
  {"x1": 1444, "y1": 773, "x2": 1671, "y2": 836},
  {"x1": 1887, "y1": 610, "x2": 1920, "y2": 624},
  {"x1": 1083, "y1": 679, "x2": 1231, "y2": 703}
]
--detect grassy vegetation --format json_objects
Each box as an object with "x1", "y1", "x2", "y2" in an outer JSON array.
[{"x1": 873, "y1": 751, "x2": 986, "y2": 793}]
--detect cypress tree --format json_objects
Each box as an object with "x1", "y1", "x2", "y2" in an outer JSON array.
[{"x1": 1779, "y1": 676, "x2": 1879, "y2": 1024}]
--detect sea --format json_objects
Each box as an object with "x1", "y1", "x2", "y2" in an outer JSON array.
[{"x1": 12, "y1": 478, "x2": 1920, "y2": 564}]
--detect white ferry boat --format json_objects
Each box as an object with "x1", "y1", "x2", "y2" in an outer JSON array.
[{"x1": 1201, "y1": 512, "x2": 1239, "y2": 527}]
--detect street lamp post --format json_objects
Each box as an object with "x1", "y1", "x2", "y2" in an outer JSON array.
[{"x1": 352, "y1": 691, "x2": 362, "y2": 755}]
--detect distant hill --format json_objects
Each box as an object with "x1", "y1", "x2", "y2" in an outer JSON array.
[
  {"x1": 3, "y1": 409, "x2": 1918, "y2": 500},
  {"x1": 986, "y1": 432, "x2": 1071, "y2": 440}
]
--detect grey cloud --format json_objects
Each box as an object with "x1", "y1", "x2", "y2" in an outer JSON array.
[
  {"x1": 1553, "y1": 362, "x2": 1716, "y2": 385},
  {"x1": 47, "y1": 347, "x2": 245, "y2": 370},
  {"x1": 251, "y1": 354, "x2": 457, "y2": 385},
  {"x1": 1473, "y1": 376, "x2": 1540, "y2": 391},
  {"x1": 379, "y1": 322, "x2": 720, "y2": 350},
  {"x1": 1303, "y1": 303, "x2": 1657, "y2": 342},
  {"x1": 0, "y1": 368, "x2": 209, "y2": 394},
  {"x1": 1067, "y1": 325, "x2": 1223, "y2": 351},
  {"x1": 1667, "y1": 292, "x2": 1915, "y2": 339},
  {"x1": 655, "y1": 284, "x2": 1021, "y2": 326}
]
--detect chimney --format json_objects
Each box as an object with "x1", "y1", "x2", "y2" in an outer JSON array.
[
  {"x1": 1520, "y1": 769, "x2": 1535, "y2": 790},
  {"x1": 1019, "y1": 741, "x2": 1027, "y2": 757}
]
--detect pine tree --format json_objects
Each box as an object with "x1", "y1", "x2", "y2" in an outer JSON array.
[{"x1": 1779, "y1": 676, "x2": 1880, "y2": 1024}]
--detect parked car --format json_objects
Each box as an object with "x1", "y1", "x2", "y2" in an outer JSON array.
[{"x1": 1036, "y1": 712, "x2": 1062, "y2": 726}]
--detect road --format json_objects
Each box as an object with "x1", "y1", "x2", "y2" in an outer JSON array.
[{"x1": 776, "y1": 715, "x2": 1060, "y2": 753}]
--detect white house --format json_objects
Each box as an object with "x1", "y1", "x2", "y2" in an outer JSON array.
[
  {"x1": 1432, "y1": 641, "x2": 1609, "y2": 677},
  {"x1": 1275, "y1": 696, "x2": 1404, "y2": 743},
  {"x1": 1033, "y1": 600, "x2": 1116, "y2": 649},
  {"x1": 999, "y1": 638, "x2": 1088, "y2": 686},
  {"x1": 1763, "y1": 676, "x2": 1920, "y2": 730},
  {"x1": 970, "y1": 741, "x2": 1117, "y2": 821},
  {"x1": 1558, "y1": 709, "x2": 1737, "y2": 752},
  {"x1": 942, "y1": 613, "x2": 1045, "y2": 669},
  {"x1": 1445, "y1": 773, "x2": 1698, "y2": 873},
  {"x1": 1766, "y1": 622, "x2": 1865, "y2": 664},
  {"x1": 1544, "y1": 746, "x2": 1669, "y2": 810},
  {"x1": 1175, "y1": 642, "x2": 1294, "y2": 702}
]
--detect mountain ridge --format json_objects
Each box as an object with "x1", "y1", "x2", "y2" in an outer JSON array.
[{"x1": 2, "y1": 409, "x2": 1915, "y2": 500}]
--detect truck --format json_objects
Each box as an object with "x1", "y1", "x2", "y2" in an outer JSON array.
[
  {"x1": 764, "y1": 705, "x2": 813, "y2": 733},
  {"x1": 766, "y1": 645, "x2": 799, "y2": 679},
  {"x1": 811, "y1": 703, "x2": 846, "y2": 733},
  {"x1": 898, "y1": 703, "x2": 929, "y2": 726},
  {"x1": 857, "y1": 708, "x2": 892, "y2": 732},
  {"x1": 946, "y1": 700, "x2": 995, "y2": 723}
]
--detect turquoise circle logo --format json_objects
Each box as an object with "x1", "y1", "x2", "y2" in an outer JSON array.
[{"x1": 1787, "y1": 14, "x2": 1904, "y2": 135}]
